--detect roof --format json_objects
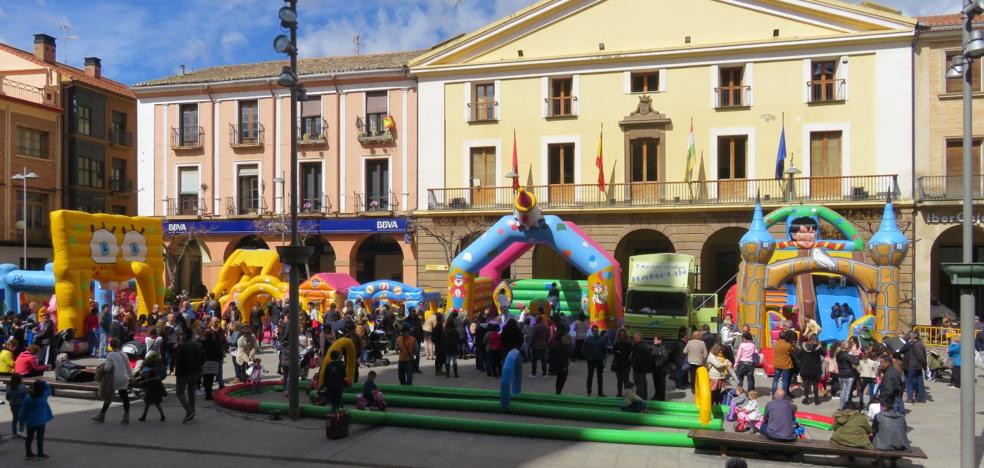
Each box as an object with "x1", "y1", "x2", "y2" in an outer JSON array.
[
  {"x1": 0, "y1": 42, "x2": 135, "y2": 99},
  {"x1": 917, "y1": 13, "x2": 984, "y2": 32},
  {"x1": 135, "y1": 50, "x2": 423, "y2": 88}
]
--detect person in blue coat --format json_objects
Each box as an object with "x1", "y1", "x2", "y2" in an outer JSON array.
[
  {"x1": 19, "y1": 380, "x2": 53, "y2": 460},
  {"x1": 949, "y1": 335, "x2": 962, "y2": 389}
]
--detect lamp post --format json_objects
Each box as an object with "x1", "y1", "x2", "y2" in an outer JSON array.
[
  {"x1": 783, "y1": 164, "x2": 801, "y2": 203},
  {"x1": 944, "y1": 2, "x2": 984, "y2": 466},
  {"x1": 272, "y1": 0, "x2": 312, "y2": 420},
  {"x1": 11, "y1": 168, "x2": 39, "y2": 269}
]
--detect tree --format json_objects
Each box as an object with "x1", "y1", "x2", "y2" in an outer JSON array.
[
  {"x1": 251, "y1": 215, "x2": 318, "y2": 246},
  {"x1": 416, "y1": 215, "x2": 491, "y2": 265}
]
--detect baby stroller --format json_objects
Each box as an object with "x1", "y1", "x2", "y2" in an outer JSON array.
[
  {"x1": 121, "y1": 341, "x2": 146, "y2": 369},
  {"x1": 364, "y1": 330, "x2": 391, "y2": 368},
  {"x1": 927, "y1": 350, "x2": 947, "y2": 382}
]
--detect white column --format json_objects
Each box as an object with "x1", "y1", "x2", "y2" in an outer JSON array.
[{"x1": 401, "y1": 88, "x2": 409, "y2": 210}]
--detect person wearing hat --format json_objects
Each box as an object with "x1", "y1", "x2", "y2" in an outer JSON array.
[{"x1": 396, "y1": 325, "x2": 417, "y2": 385}]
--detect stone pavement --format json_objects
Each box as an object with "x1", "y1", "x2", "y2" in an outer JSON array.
[{"x1": 0, "y1": 344, "x2": 981, "y2": 467}]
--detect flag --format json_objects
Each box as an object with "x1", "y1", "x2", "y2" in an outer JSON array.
[
  {"x1": 595, "y1": 125, "x2": 606, "y2": 192},
  {"x1": 684, "y1": 119, "x2": 696, "y2": 183},
  {"x1": 511, "y1": 129, "x2": 520, "y2": 190},
  {"x1": 774, "y1": 125, "x2": 787, "y2": 180}
]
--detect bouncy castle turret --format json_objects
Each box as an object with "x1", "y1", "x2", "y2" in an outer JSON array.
[
  {"x1": 513, "y1": 187, "x2": 543, "y2": 229},
  {"x1": 866, "y1": 203, "x2": 909, "y2": 339},
  {"x1": 737, "y1": 201, "x2": 777, "y2": 347}
]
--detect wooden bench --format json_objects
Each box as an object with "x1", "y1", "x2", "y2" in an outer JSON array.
[
  {"x1": 688, "y1": 429, "x2": 927, "y2": 467},
  {"x1": 0, "y1": 375, "x2": 100, "y2": 399}
]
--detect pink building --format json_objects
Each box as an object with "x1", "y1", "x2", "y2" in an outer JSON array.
[{"x1": 133, "y1": 52, "x2": 420, "y2": 294}]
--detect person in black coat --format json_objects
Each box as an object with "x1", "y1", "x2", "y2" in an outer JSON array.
[
  {"x1": 797, "y1": 334, "x2": 825, "y2": 405},
  {"x1": 549, "y1": 335, "x2": 571, "y2": 394},
  {"x1": 500, "y1": 319, "x2": 524, "y2": 352},
  {"x1": 443, "y1": 318, "x2": 461, "y2": 378},
  {"x1": 611, "y1": 329, "x2": 633, "y2": 397},
  {"x1": 700, "y1": 324, "x2": 716, "y2": 353},
  {"x1": 651, "y1": 336, "x2": 670, "y2": 401}
]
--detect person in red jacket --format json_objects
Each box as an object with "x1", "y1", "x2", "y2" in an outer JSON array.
[{"x1": 15, "y1": 345, "x2": 48, "y2": 377}]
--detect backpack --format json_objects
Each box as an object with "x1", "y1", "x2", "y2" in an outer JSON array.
[{"x1": 326, "y1": 410, "x2": 350, "y2": 440}]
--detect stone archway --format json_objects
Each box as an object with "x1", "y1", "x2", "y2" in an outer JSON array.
[
  {"x1": 354, "y1": 234, "x2": 404, "y2": 283},
  {"x1": 615, "y1": 229, "x2": 675, "y2": 291},
  {"x1": 700, "y1": 227, "x2": 747, "y2": 295},
  {"x1": 929, "y1": 224, "x2": 984, "y2": 320},
  {"x1": 224, "y1": 234, "x2": 270, "y2": 260},
  {"x1": 303, "y1": 235, "x2": 336, "y2": 275}
]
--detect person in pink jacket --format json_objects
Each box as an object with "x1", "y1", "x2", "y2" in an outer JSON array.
[
  {"x1": 734, "y1": 333, "x2": 758, "y2": 391},
  {"x1": 14, "y1": 346, "x2": 48, "y2": 377}
]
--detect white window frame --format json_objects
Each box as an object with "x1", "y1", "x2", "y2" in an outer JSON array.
[
  {"x1": 461, "y1": 139, "x2": 502, "y2": 205},
  {"x1": 624, "y1": 69, "x2": 667, "y2": 94},
  {"x1": 297, "y1": 159, "x2": 326, "y2": 213},
  {"x1": 540, "y1": 135, "x2": 582, "y2": 202},
  {"x1": 803, "y1": 57, "x2": 849, "y2": 103},
  {"x1": 464, "y1": 80, "x2": 501, "y2": 122},
  {"x1": 801, "y1": 123, "x2": 851, "y2": 197},
  {"x1": 542, "y1": 75, "x2": 579, "y2": 118},
  {"x1": 708, "y1": 128, "x2": 756, "y2": 199},
  {"x1": 175, "y1": 163, "x2": 202, "y2": 215},
  {"x1": 232, "y1": 160, "x2": 263, "y2": 215},
  {"x1": 360, "y1": 155, "x2": 394, "y2": 210}
]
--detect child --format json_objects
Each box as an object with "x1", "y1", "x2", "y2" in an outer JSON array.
[
  {"x1": 139, "y1": 354, "x2": 166, "y2": 422},
  {"x1": 249, "y1": 358, "x2": 263, "y2": 393},
  {"x1": 857, "y1": 350, "x2": 879, "y2": 407},
  {"x1": 356, "y1": 370, "x2": 386, "y2": 411},
  {"x1": 620, "y1": 382, "x2": 648, "y2": 413},
  {"x1": 19, "y1": 380, "x2": 53, "y2": 460},
  {"x1": 320, "y1": 351, "x2": 346, "y2": 411},
  {"x1": 5, "y1": 373, "x2": 27, "y2": 438},
  {"x1": 736, "y1": 390, "x2": 761, "y2": 433},
  {"x1": 728, "y1": 386, "x2": 748, "y2": 421},
  {"x1": 867, "y1": 395, "x2": 882, "y2": 420}
]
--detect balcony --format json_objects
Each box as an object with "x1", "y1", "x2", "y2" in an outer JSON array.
[
  {"x1": 427, "y1": 175, "x2": 900, "y2": 211},
  {"x1": 467, "y1": 100, "x2": 498, "y2": 122},
  {"x1": 356, "y1": 113, "x2": 393, "y2": 145},
  {"x1": 917, "y1": 175, "x2": 984, "y2": 201},
  {"x1": 545, "y1": 96, "x2": 576, "y2": 118},
  {"x1": 297, "y1": 194, "x2": 333, "y2": 215},
  {"x1": 110, "y1": 127, "x2": 133, "y2": 146},
  {"x1": 230, "y1": 124, "x2": 264, "y2": 148},
  {"x1": 171, "y1": 127, "x2": 204, "y2": 150},
  {"x1": 224, "y1": 196, "x2": 268, "y2": 216},
  {"x1": 0, "y1": 78, "x2": 47, "y2": 106},
  {"x1": 714, "y1": 86, "x2": 751, "y2": 109},
  {"x1": 355, "y1": 191, "x2": 398, "y2": 213},
  {"x1": 166, "y1": 197, "x2": 206, "y2": 217},
  {"x1": 298, "y1": 118, "x2": 328, "y2": 146},
  {"x1": 109, "y1": 177, "x2": 133, "y2": 193},
  {"x1": 807, "y1": 79, "x2": 846, "y2": 103}
]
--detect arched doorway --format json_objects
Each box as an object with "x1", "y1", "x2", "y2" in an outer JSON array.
[
  {"x1": 531, "y1": 244, "x2": 586, "y2": 280},
  {"x1": 355, "y1": 234, "x2": 403, "y2": 283},
  {"x1": 700, "y1": 227, "x2": 747, "y2": 295},
  {"x1": 615, "y1": 229, "x2": 675, "y2": 290},
  {"x1": 303, "y1": 235, "x2": 336, "y2": 276},
  {"x1": 930, "y1": 225, "x2": 984, "y2": 322},
  {"x1": 168, "y1": 238, "x2": 211, "y2": 297},
  {"x1": 225, "y1": 234, "x2": 270, "y2": 260}
]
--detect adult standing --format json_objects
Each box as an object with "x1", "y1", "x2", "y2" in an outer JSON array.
[
  {"x1": 734, "y1": 332, "x2": 758, "y2": 392},
  {"x1": 684, "y1": 330, "x2": 708, "y2": 393},
  {"x1": 84, "y1": 307, "x2": 99, "y2": 358},
  {"x1": 629, "y1": 333, "x2": 653, "y2": 400},
  {"x1": 650, "y1": 336, "x2": 670, "y2": 401},
  {"x1": 583, "y1": 326, "x2": 607, "y2": 397},
  {"x1": 948, "y1": 335, "x2": 961, "y2": 388},
  {"x1": 162, "y1": 313, "x2": 179, "y2": 375},
  {"x1": 771, "y1": 330, "x2": 794, "y2": 395},
  {"x1": 572, "y1": 314, "x2": 588, "y2": 360},
  {"x1": 706, "y1": 344, "x2": 733, "y2": 404},
  {"x1": 410, "y1": 308, "x2": 425, "y2": 374},
  {"x1": 834, "y1": 340, "x2": 860, "y2": 409},
  {"x1": 396, "y1": 326, "x2": 417, "y2": 384},
  {"x1": 174, "y1": 330, "x2": 204, "y2": 423},
  {"x1": 530, "y1": 316, "x2": 549, "y2": 378},
  {"x1": 431, "y1": 313, "x2": 446, "y2": 375},
  {"x1": 878, "y1": 355, "x2": 904, "y2": 411},
  {"x1": 899, "y1": 331, "x2": 927, "y2": 403},
  {"x1": 92, "y1": 338, "x2": 133, "y2": 424},
  {"x1": 549, "y1": 335, "x2": 571, "y2": 394},
  {"x1": 235, "y1": 328, "x2": 258, "y2": 385},
  {"x1": 97, "y1": 305, "x2": 112, "y2": 359},
  {"x1": 798, "y1": 334, "x2": 824, "y2": 406},
  {"x1": 249, "y1": 304, "x2": 264, "y2": 345},
  {"x1": 612, "y1": 329, "x2": 633, "y2": 397},
  {"x1": 443, "y1": 315, "x2": 459, "y2": 378},
  {"x1": 201, "y1": 328, "x2": 224, "y2": 400}
]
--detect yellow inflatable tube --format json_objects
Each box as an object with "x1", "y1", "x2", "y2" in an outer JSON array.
[
  {"x1": 318, "y1": 337, "x2": 357, "y2": 386},
  {"x1": 693, "y1": 366, "x2": 712, "y2": 426}
]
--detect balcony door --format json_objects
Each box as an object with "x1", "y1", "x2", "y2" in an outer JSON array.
[
  {"x1": 716, "y1": 135, "x2": 747, "y2": 200},
  {"x1": 548, "y1": 143, "x2": 575, "y2": 204},
  {"x1": 237, "y1": 164, "x2": 259, "y2": 215},
  {"x1": 469, "y1": 146, "x2": 496, "y2": 207},
  {"x1": 180, "y1": 104, "x2": 198, "y2": 145},
  {"x1": 365, "y1": 159, "x2": 389, "y2": 210},
  {"x1": 809, "y1": 131, "x2": 842, "y2": 198},
  {"x1": 178, "y1": 167, "x2": 199, "y2": 215},
  {"x1": 945, "y1": 138, "x2": 983, "y2": 198},
  {"x1": 629, "y1": 138, "x2": 659, "y2": 203},
  {"x1": 239, "y1": 100, "x2": 259, "y2": 142},
  {"x1": 300, "y1": 162, "x2": 323, "y2": 212}
]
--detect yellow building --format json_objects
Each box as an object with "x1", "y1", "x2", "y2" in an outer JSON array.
[{"x1": 412, "y1": 0, "x2": 918, "y2": 325}]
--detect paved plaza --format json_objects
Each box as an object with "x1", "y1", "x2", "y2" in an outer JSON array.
[{"x1": 1, "y1": 345, "x2": 981, "y2": 468}]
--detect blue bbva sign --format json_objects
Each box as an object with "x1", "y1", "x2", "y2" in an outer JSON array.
[{"x1": 163, "y1": 217, "x2": 407, "y2": 235}]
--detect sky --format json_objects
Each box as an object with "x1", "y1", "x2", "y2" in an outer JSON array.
[{"x1": 0, "y1": 0, "x2": 956, "y2": 85}]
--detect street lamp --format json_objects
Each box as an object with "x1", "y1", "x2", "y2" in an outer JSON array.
[
  {"x1": 11, "y1": 168, "x2": 39, "y2": 269},
  {"x1": 272, "y1": 0, "x2": 313, "y2": 420},
  {"x1": 943, "y1": 3, "x2": 984, "y2": 466},
  {"x1": 783, "y1": 165, "x2": 801, "y2": 203}
]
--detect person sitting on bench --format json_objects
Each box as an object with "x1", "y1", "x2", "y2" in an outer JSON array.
[
  {"x1": 872, "y1": 401, "x2": 912, "y2": 452},
  {"x1": 760, "y1": 389, "x2": 797, "y2": 442},
  {"x1": 831, "y1": 401, "x2": 873, "y2": 449}
]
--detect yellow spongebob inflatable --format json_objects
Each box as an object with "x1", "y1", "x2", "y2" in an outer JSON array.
[{"x1": 50, "y1": 210, "x2": 165, "y2": 333}]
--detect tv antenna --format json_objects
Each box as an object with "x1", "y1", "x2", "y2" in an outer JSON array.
[
  {"x1": 58, "y1": 20, "x2": 79, "y2": 64},
  {"x1": 352, "y1": 34, "x2": 364, "y2": 55}
]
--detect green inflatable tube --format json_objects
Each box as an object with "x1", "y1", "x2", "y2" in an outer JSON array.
[
  {"x1": 336, "y1": 392, "x2": 722, "y2": 430},
  {"x1": 510, "y1": 290, "x2": 582, "y2": 302},
  {"x1": 255, "y1": 400, "x2": 694, "y2": 447}
]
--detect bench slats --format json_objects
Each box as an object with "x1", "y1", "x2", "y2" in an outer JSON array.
[{"x1": 688, "y1": 429, "x2": 927, "y2": 459}]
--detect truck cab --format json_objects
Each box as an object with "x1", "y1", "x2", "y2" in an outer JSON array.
[{"x1": 622, "y1": 253, "x2": 719, "y2": 340}]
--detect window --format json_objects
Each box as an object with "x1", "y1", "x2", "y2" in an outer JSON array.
[
  {"x1": 469, "y1": 146, "x2": 496, "y2": 207},
  {"x1": 631, "y1": 72, "x2": 660, "y2": 93},
  {"x1": 946, "y1": 51, "x2": 981, "y2": 93},
  {"x1": 16, "y1": 127, "x2": 48, "y2": 159},
  {"x1": 178, "y1": 166, "x2": 200, "y2": 215},
  {"x1": 111, "y1": 111, "x2": 128, "y2": 145},
  {"x1": 717, "y1": 66, "x2": 746, "y2": 108},
  {"x1": 365, "y1": 91, "x2": 388, "y2": 136},
  {"x1": 77, "y1": 104, "x2": 91, "y2": 136},
  {"x1": 300, "y1": 162, "x2": 323, "y2": 212},
  {"x1": 300, "y1": 99, "x2": 323, "y2": 140},
  {"x1": 945, "y1": 138, "x2": 983, "y2": 176},
  {"x1": 810, "y1": 131, "x2": 843, "y2": 197},
  {"x1": 238, "y1": 100, "x2": 259, "y2": 142},
  {"x1": 76, "y1": 155, "x2": 104, "y2": 188},
  {"x1": 630, "y1": 139, "x2": 658, "y2": 182},
  {"x1": 236, "y1": 164, "x2": 259, "y2": 215},
  {"x1": 548, "y1": 143, "x2": 575, "y2": 185},
  {"x1": 15, "y1": 192, "x2": 48, "y2": 235},
  {"x1": 111, "y1": 205, "x2": 127, "y2": 215},
  {"x1": 548, "y1": 78, "x2": 574, "y2": 117},
  {"x1": 809, "y1": 60, "x2": 842, "y2": 102},
  {"x1": 717, "y1": 136, "x2": 747, "y2": 180},
  {"x1": 180, "y1": 104, "x2": 199, "y2": 145},
  {"x1": 111, "y1": 158, "x2": 127, "y2": 192},
  {"x1": 364, "y1": 159, "x2": 389, "y2": 211},
  {"x1": 472, "y1": 83, "x2": 496, "y2": 121}
]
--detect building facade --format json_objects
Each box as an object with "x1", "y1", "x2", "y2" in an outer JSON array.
[
  {"x1": 0, "y1": 33, "x2": 136, "y2": 267},
  {"x1": 133, "y1": 52, "x2": 420, "y2": 295},
  {"x1": 411, "y1": 0, "x2": 918, "y2": 325},
  {"x1": 913, "y1": 14, "x2": 984, "y2": 325}
]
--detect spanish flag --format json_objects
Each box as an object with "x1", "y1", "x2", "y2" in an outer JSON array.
[
  {"x1": 596, "y1": 124, "x2": 606, "y2": 193},
  {"x1": 684, "y1": 118, "x2": 696, "y2": 183}
]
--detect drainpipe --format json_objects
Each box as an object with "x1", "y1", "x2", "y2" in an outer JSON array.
[
  {"x1": 267, "y1": 79, "x2": 281, "y2": 214},
  {"x1": 204, "y1": 84, "x2": 215, "y2": 217},
  {"x1": 332, "y1": 74, "x2": 340, "y2": 215}
]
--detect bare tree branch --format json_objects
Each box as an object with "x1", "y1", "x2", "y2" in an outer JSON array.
[{"x1": 416, "y1": 216, "x2": 491, "y2": 265}]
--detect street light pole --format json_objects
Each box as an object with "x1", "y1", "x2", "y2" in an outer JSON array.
[
  {"x1": 12, "y1": 167, "x2": 39, "y2": 269},
  {"x1": 959, "y1": 7, "x2": 977, "y2": 467}
]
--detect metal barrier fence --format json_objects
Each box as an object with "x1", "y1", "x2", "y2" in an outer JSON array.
[{"x1": 912, "y1": 325, "x2": 979, "y2": 347}]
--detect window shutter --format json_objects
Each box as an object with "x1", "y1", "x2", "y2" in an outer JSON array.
[
  {"x1": 463, "y1": 81, "x2": 472, "y2": 121},
  {"x1": 572, "y1": 74, "x2": 580, "y2": 115},
  {"x1": 494, "y1": 80, "x2": 502, "y2": 120},
  {"x1": 803, "y1": 59, "x2": 812, "y2": 103},
  {"x1": 745, "y1": 63, "x2": 754, "y2": 107},
  {"x1": 658, "y1": 69, "x2": 667, "y2": 92},
  {"x1": 836, "y1": 56, "x2": 849, "y2": 100},
  {"x1": 710, "y1": 65, "x2": 719, "y2": 108},
  {"x1": 180, "y1": 168, "x2": 200, "y2": 194},
  {"x1": 623, "y1": 71, "x2": 631, "y2": 94},
  {"x1": 541, "y1": 76, "x2": 549, "y2": 118},
  {"x1": 366, "y1": 92, "x2": 388, "y2": 114},
  {"x1": 301, "y1": 99, "x2": 320, "y2": 117},
  {"x1": 237, "y1": 165, "x2": 259, "y2": 177}
]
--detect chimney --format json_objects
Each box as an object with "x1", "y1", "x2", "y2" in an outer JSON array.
[
  {"x1": 178, "y1": 64, "x2": 186, "y2": 76},
  {"x1": 33, "y1": 34, "x2": 56, "y2": 63},
  {"x1": 84, "y1": 57, "x2": 102, "y2": 78}
]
